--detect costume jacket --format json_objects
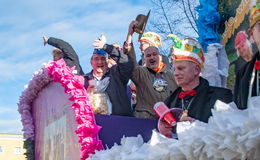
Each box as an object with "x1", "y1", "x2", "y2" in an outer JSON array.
[
  {"x1": 125, "y1": 44, "x2": 178, "y2": 119},
  {"x1": 48, "y1": 37, "x2": 134, "y2": 116},
  {"x1": 164, "y1": 77, "x2": 233, "y2": 123},
  {"x1": 234, "y1": 52, "x2": 260, "y2": 109}
]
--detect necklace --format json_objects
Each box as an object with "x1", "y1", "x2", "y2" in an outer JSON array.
[{"x1": 181, "y1": 97, "x2": 195, "y2": 117}]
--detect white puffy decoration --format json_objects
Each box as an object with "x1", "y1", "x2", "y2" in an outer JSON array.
[
  {"x1": 201, "y1": 43, "x2": 230, "y2": 88},
  {"x1": 89, "y1": 97, "x2": 260, "y2": 160}
]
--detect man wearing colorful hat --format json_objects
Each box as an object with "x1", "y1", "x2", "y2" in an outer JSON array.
[
  {"x1": 230, "y1": 31, "x2": 253, "y2": 75},
  {"x1": 139, "y1": 32, "x2": 170, "y2": 66},
  {"x1": 124, "y1": 21, "x2": 178, "y2": 119},
  {"x1": 44, "y1": 36, "x2": 133, "y2": 116},
  {"x1": 234, "y1": 0, "x2": 260, "y2": 109},
  {"x1": 158, "y1": 36, "x2": 233, "y2": 137},
  {"x1": 164, "y1": 35, "x2": 233, "y2": 120},
  {"x1": 125, "y1": 20, "x2": 170, "y2": 67}
]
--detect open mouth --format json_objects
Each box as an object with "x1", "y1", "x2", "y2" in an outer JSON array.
[
  {"x1": 97, "y1": 65, "x2": 104, "y2": 68},
  {"x1": 149, "y1": 60, "x2": 156, "y2": 65}
]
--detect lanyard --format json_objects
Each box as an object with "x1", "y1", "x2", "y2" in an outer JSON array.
[{"x1": 181, "y1": 97, "x2": 195, "y2": 117}]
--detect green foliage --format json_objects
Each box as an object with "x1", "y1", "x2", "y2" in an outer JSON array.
[
  {"x1": 218, "y1": 0, "x2": 242, "y2": 34},
  {"x1": 218, "y1": 0, "x2": 250, "y2": 55},
  {"x1": 23, "y1": 138, "x2": 35, "y2": 160}
]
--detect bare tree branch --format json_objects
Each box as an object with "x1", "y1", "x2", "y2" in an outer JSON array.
[
  {"x1": 159, "y1": 0, "x2": 174, "y2": 33},
  {"x1": 187, "y1": 0, "x2": 197, "y2": 28},
  {"x1": 148, "y1": 0, "x2": 199, "y2": 54},
  {"x1": 181, "y1": 0, "x2": 198, "y2": 34}
]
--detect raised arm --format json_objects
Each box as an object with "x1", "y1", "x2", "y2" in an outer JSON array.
[
  {"x1": 43, "y1": 36, "x2": 84, "y2": 75},
  {"x1": 93, "y1": 40, "x2": 133, "y2": 84},
  {"x1": 123, "y1": 21, "x2": 139, "y2": 66}
]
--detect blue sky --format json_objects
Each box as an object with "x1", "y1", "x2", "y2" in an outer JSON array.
[{"x1": 0, "y1": 0, "x2": 152, "y2": 133}]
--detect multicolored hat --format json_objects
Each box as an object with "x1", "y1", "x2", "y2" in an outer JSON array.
[
  {"x1": 250, "y1": 0, "x2": 260, "y2": 28},
  {"x1": 139, "y1": 32, "x2": 162, "y2": 47},
  {"x1": 93, "y1": 49, "x2": 108, "y2": 56},
  {"x1": 235, "y1": 31, "x2": 248, "y2": 49},
  {"x1": 168, "y1": 34, "x2": 205, "y2": 68}
]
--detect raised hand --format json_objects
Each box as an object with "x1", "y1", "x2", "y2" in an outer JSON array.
[
  {"x1": 128, "y1": 20, "x2": 138, "y2": 36},
  {"x1": 158, "y1": 118, "x2": 173, "y2": 138},
  {"x1": 92, "y1": 39, "x2": 105, "y2": 49},
  {"x1": 43, "y1": 36, "x2": 48, "y2": 46},
  {"x1": 179, "y1": 115, "x2": 195, "y2": 122}
]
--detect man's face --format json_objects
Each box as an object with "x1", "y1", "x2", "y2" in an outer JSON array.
[
  {"x1": 139, "y1": 41, "x2": 150, "y2": 53},
  {"x1": 144, "y1": 47, "x2": 161, "y2": 69},
  {"x1": 173, "y1": 61, "x2": 200, "y2": 87},
  {"x1": 91, "y1": 54, "x2": 108, "y2": 75},
  {"x1": 251, "y1": 21, "x2": 260, "y2": 50}
]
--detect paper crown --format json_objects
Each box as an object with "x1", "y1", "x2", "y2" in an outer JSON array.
[
  {"x1": 168, "y1": 34, "x2": 205, "y2": 68},
  {"x1": 93, "y1": 49, "x2": 108, "y2": 56},
  {"x1": 235, "y1": 31, "x2": 248, "y2": 49},
  {"x1": 139, "y1": 32, "x2": 162, "y2": 47},
  {"x1": 250, "y1": 0, "x2": 260, "y2": 28}
]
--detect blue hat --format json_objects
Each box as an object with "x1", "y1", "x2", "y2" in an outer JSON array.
[{"x1": 93, "y1": 49, "x2": 108, "y2": 56}]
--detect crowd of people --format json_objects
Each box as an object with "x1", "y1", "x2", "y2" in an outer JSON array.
[{"x1": 42, "y1": 0, "x2": 260, "y2": 138}]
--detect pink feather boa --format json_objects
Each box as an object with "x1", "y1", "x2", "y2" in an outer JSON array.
[{"x1": 18, "y1": 59, "x2": 103, "y2": 159}]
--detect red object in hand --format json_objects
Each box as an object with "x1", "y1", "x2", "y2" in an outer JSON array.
[
  {"x1": 255, "y1": 60, "x2": 260, "y2": 70},
  {"x1": 154, "y1": 102, "x2": 177, "y2": 126}
]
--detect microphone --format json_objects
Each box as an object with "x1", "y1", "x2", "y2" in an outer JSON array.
[{"x1": 153, "y1": 102, "x2": 177, "y2": 126}]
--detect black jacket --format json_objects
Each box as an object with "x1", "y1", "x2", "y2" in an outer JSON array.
[
  {"x1": 165, "y1": 77, "x2": 233, "y2": 123},
  {"x1": 230, "y1": 56, "x2": 247, "y2": 76},
  {"x1": 234, "y1": 52, "x2": 260, "y2": 109},
  {"x1": 48, "y1": 37, "x2": 84, "y2": 75},
  {"x1": 84, "y1": 44, "x2": 134, "y2": 116},
  {"x1": 47, "y1": 37, "x2": 133, "y2": 116}
]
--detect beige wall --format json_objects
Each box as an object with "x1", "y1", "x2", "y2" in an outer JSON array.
[{"x1": 0, "y1": 133, "x2": 26, "y2": 160}]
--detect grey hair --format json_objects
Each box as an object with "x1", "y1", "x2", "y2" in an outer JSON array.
[{"x1": 144, "y1": 46, "x2": 159, "y2": 54}]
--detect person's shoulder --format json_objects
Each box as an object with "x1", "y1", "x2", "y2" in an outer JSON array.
[
  {"x1": 237, "y1": 55, "x2": 256, "y2": 77},
  {"x1": 83, "y1": 72, "x2": 92, "y2": 80},
  {"x1": 135, "y1": 65, "x2": 148, "y2": 72},
  {"x1": 209, "y1": 86, "x2": 231, "y2": 93},
  {"x1": 207, "y1": 86, "x2": 233, "y2": 103},
  {"x1": 208, "y1": 86, "x2": 233, "y2": 99},
  {"x1": 164, "y1": 87, "x2": 181, "y2": 106}
]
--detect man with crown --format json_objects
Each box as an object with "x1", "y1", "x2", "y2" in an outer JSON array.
[
  {"x1": 234, "y1": 0, "x2": 260, "y2": 109},
  {"x1": 158, "y1": 36, "x2": 233, "y2": 137},
  {"x1": 123, "y1": 21, "x2": 178, "y2": 119}
]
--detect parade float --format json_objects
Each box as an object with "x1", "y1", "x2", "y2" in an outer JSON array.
[
  {"x1": 18, "y1": 59, "x2": 157, "y2": 160},
  {"x1": 18, "y1": 0, "x2": 260, "y2": 159}
]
